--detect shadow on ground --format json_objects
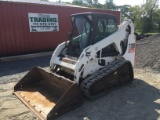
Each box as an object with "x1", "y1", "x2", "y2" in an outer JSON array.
[
  {"x1": 56, "y1": 79, "x2": 160, "y2": 120},
  {"x1": 0, "y1": 56, "x2": 51, "y2": 77},
  {"x1": 0, "y1": 56, "x2": 160, "y2": 120}
]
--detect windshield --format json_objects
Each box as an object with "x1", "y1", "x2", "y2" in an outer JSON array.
[
  {"x1": 72, "y1": 17, "x2": 91, "y2": 49},
  {"x1": 66, "y1": 17, "x2": 92, "y2": 57}
]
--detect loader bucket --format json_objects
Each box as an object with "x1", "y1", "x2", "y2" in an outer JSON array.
[{"x1": 13, "y1": 67, "x2": 82, "y2": 120}]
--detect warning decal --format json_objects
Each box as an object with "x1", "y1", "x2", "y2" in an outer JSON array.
[{"x1": 128, "y1": 43, "x2": 135, "y2": 53}]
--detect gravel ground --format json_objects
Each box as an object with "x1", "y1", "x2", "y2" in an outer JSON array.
[
  {"x1": 0, "y1": 56, "x2": 51, "y2": 120},
  {"x1": 0, "y1": 56, "x2": 51, "y2": 84},
  {"x1": 0, "y1": 66, "x2": 160, "y2": 120},
  {"x1": 135, "y1": 34, "x2": 160, "y2": 71},
  {"x1": 0, "y1": 35, "x2": 160, "y2": 120}
]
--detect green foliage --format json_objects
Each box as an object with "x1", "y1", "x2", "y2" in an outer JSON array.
[
  {"x1": 116, "y1": 5, "x2": 131, "y2": 21},
  {"x1": 72, "y1": 0, "x2": 99, "y2": 8},
  {"x1": 72, "y1": 0, "x2": 116, "y2": 9},
  {"x1": 72, "y1": 0, "x2": 84, "y2": 5},
  {"x1": 103, "y1": 0, "x2": 116, "y2": 9},
  {"x1": 129, "y1": 6, "x2": 141, "y2": 23},
  {"x1": 128, "y1": 0, "x2": 160, "y2": 33},
  {"x1": 70, "y1": 0, "x2": 160, "y2": 33},
  {"x1": 153, "y1": 9, "x2": 160, "y2": 32},
  {"x1": 146, "y1": 32, "x2": 160, "y2": 35},
  {"x1": 141, "y1": 0, "x2": 159, "y2": 33}
]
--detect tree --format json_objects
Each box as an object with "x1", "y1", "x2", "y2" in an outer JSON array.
[
  {"x1": 84, "y1": 0, "x2": 99, "y2": 7},
  {"x1": 128, "y1": 0, "x2": 159, "y2": 33},
  {"x1": 93, "y1": 0, "x2": 98, "y2": 5},
  {"x1": 103, "y1": 0, "x2": 116, "y2": 9},
  {"x1": 71, "y1": 0, "x2": 159, "y2": 33},
  {"x1": 129, "y1": 6, "x2": 141, "y2": 22},
  {"x1": 72, "y1": 0, "x2": 84, "y2": 5},
  {"x1": 84, "y1": 0, "x2": 92, "y2": 6},
  {"x1": 129, "y1": 6, "x2": 143, "y2": 32},
  {"x1": 140, "y1": 0, "x2": 159, "y2": 33},
  {"x1": 153, "y1": 9, "x2": 160, "y2": 32},
  {"x1": 116, "y1": 5, "x2": 131, "y2": 22},
  {"x1": 72, "y1": 0, "x2": 101, "y2": 8}
]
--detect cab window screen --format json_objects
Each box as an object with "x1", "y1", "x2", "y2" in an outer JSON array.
[{"x1": 94, "y1": 18, "x2": 117, "y2": 44}]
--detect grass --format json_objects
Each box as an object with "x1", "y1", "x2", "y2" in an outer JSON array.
[
  {"x1": 135, "y1": 31, "x2": 160, "y2": 35},
  {"x1": 146, "y1": 33, "x2": 160, "y2": 35}
]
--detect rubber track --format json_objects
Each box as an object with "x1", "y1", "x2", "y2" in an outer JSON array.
[{"x1": 80, "y1": 60, "x2": 133, "y2": 99}]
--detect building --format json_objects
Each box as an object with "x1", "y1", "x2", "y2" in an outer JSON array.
[{"x1": 0, "y1": 0, "x2": 120, "y2": 57}]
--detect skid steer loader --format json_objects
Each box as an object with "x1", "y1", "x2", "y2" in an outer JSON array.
[{"x1": 14, "y1": 12, "x2": 135, "y2": 120}]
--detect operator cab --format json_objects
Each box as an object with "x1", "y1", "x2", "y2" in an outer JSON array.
[{"x1": 60, "y1": 12, "x2": 118, "y2": 59}]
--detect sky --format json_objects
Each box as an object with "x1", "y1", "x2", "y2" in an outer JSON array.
[
  {"x1": 113, "y1": 0, "x2": 144, "y2": 6},
  {"x1": 49, "y1": 0, "x2": 146, "y2": 6}
]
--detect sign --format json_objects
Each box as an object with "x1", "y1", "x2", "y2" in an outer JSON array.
[{"x1": 28, "y1": 13, "x2": 59, "y2": 32}]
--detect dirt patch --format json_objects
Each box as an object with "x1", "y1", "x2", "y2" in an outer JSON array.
[
  {"x1": 0, "y1": 82, "x2": 38, "y2": 120},
  {"x1": 135, "y1": 34, "x2": 160, "y2": 71},
  {"x1": 0, "y1": 69, "x2": 160, "y2": 120},
  {"x1": 1, "y1": 35, "x2": 160, "y2": 120}
]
